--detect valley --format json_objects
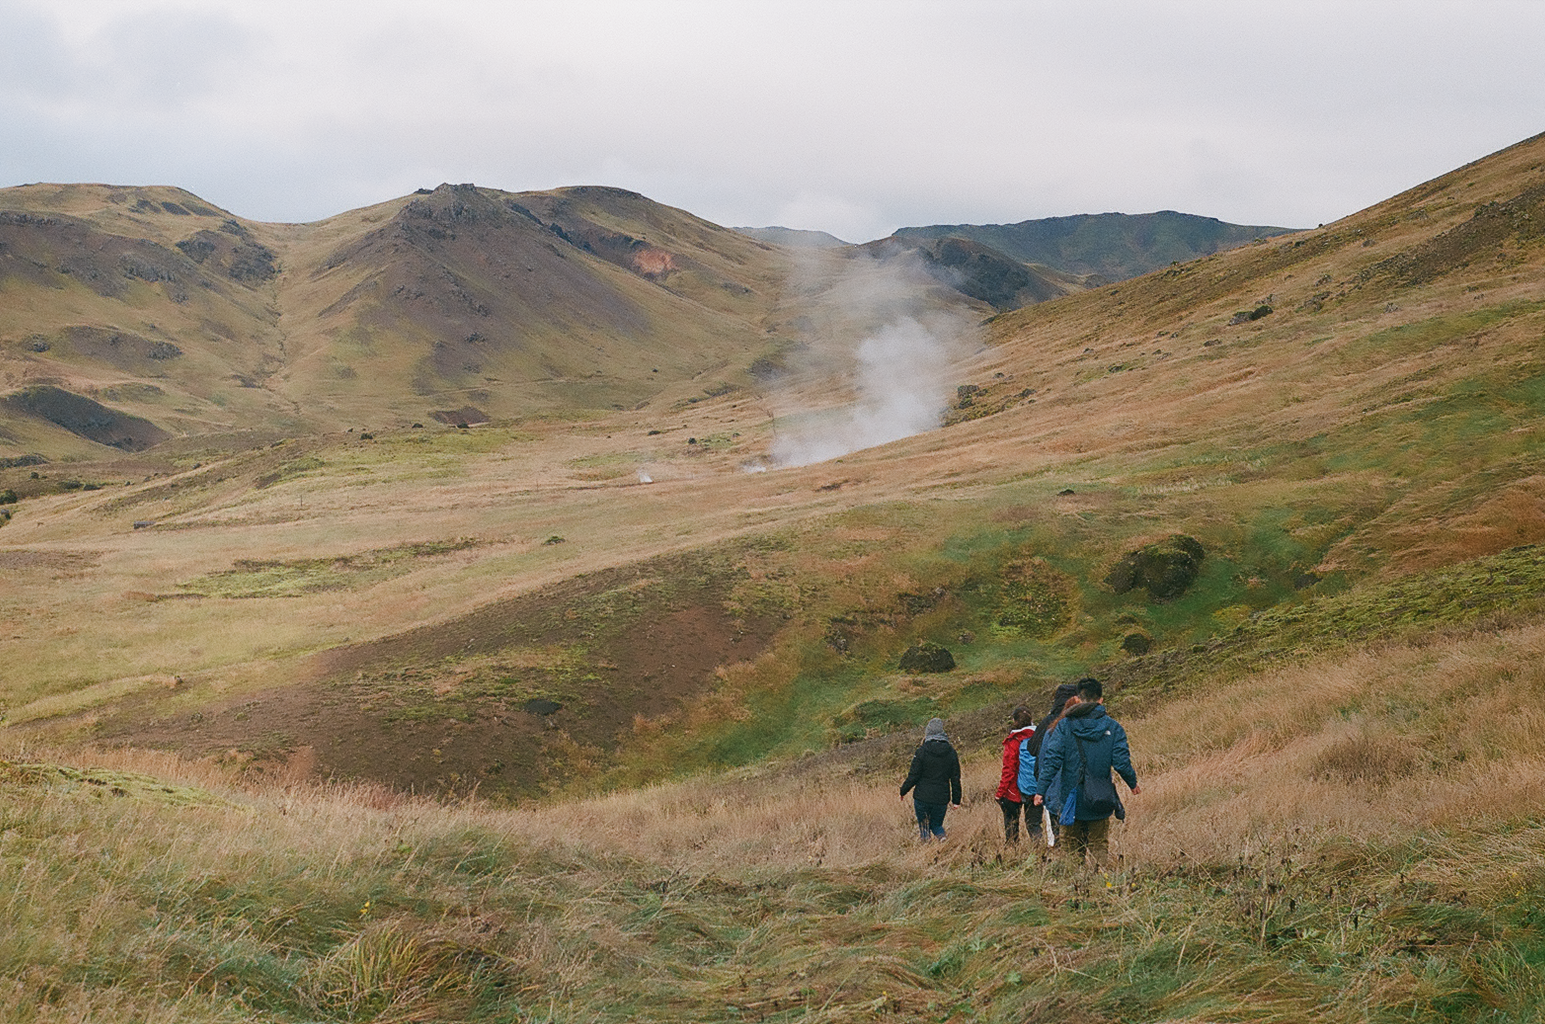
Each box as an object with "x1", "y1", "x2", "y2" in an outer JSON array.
[{"x1": 2, "y1": 131, "x2": 1544, "y2": 1022}]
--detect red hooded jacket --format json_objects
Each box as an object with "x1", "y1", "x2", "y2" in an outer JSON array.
[{"x1": 996, "y1": 725, "x2": 1036, "y2": 801}]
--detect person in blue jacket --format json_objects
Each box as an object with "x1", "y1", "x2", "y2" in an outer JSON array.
[
  {"x1": 899, "y1": 717, "x2": 963, "y2": 841},
  {"x1": 1033, "y1": 678, "x2": 1140, "y2": 869}
]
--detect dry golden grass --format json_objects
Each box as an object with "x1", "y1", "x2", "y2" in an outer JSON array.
[
  {"x1": 5, "y1": 610, "x2": 1545, "y2": 1021},
  {"x1": 464, "y1": 613, "x2": 1545, "y2": 893},
  {"x1": 9, "y1": 602, "x2": 1519, "y2": 901}
]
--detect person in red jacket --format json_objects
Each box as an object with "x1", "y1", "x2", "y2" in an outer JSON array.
[{"x1": 995, "y1": 705, "x2": 1037, "y2": 843}]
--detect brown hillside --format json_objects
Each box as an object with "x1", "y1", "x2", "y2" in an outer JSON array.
[
  {"x1": 0, "y1": 181, "x2": 1001, "y2": 458},
  {"x1": 962, "y1": 130, "x2": 1545, "y2": 575},
  {"x1": 0, "y1": 184, "x2": 764, "y2": 455},
  {"x1": 268, "y1": 183, "x2": 804, "y2": 427}
]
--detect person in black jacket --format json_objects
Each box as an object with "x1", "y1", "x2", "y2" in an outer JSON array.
[{"x1": 899, "y1": 717, "x2": 963, "y2": 841}]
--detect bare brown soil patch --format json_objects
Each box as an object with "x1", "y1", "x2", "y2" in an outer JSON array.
[
  {"x1": 0, "y1": 549, "x2": 99, "y2": 574},
  {"x1": 91, "y1": 548, "x2": 784, "y2": 800}
]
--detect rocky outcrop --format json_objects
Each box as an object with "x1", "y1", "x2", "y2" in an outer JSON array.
[
  {"x1": 899, "y1": 641, "x2": 956, "y2": 673},
  {"x1": 1106, "y1": 535, "x2": 1206, "y2": 601}
]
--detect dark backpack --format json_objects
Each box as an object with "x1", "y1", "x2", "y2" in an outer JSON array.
[{"x1": 1073, "y1": 734, "x2": 1120, "y2": 819}]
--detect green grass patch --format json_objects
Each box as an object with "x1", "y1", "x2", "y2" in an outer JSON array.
[
  {"x1": 178, "y1": 538, "x2": 478, "y2": 598},
  {"x1": 1110, "y1": 543, "x2": 1545, "y2": 700}
]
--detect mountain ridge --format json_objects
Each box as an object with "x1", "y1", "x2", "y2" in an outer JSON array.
[
  {"x1": 893, "y1": 208, "x2": 1299, "y2": 283},
  {"x1": 2, "y1": 182, "x2": 1295, "y2": 458}
]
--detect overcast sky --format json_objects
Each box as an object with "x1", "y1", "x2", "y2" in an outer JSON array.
[{"x1": 3, "y1": 0, "x2": 1542, "y2": 243}]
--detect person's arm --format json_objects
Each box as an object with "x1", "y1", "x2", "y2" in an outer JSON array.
[
  {"x1": 949, "y1": 748, "x2": 962, "y2": 806},
  {"x1": 997, "y1": 735, "x2": 1017, "y2": 797},
  {"x1": 900, "y1": 750, "x2": 922, "y2": 799},
  {"x1": 1111, "y1": 721, "x2": 1139, "y2": 791},
  {"x1": 1034, "y1": 727, "x2": 1065, "y2": 803}
]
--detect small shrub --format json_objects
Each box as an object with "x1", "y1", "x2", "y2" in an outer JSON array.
[
  {"x1": 0, "y1": 489, "x2": 16, "y2": 504},
  {"x1": 1121, "y1": 631, "x2": 1153, "y2": 655}
]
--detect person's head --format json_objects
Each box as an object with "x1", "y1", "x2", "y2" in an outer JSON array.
[
  {"x1": 1012, "y1": 704, "x2": 1035, "y2": 728},
  {"x1": 1049, "y1": 682, "x2": 1079, "y2": 715},
  {"x1": 1076, "y1": 677, "x2": 1103, "y2": 703},
  {"x1": 924, "y1": 717, "x2": 947, "y2": 741}
]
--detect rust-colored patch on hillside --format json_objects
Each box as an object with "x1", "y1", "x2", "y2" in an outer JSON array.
[{"x1": 631, "y1": 247, "x2": 676, "y2": 277}]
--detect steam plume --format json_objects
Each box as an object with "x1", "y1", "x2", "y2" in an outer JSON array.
[{"x1": 764, "y1": 247, "x2": 977, "y2": 468}]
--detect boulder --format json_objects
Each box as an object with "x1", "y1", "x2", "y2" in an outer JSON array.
[
  {"x1": 1106, "y1": 535, "x2": 1206, "y2": 600},
  {"x1": 899, "y1": 641, "x2": 955, "y2": 673}
]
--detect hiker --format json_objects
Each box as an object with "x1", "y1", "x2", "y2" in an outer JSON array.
[
  {"x1": 1033, "y1": 678, "x2": 1140, "y2": 869},
  {"x1": 899, "y1": 717, "x2": 962, "y2": 841},
  {"x1": 996, "y1": 705, "x2": 1038, "y2": 843},
  {"x1": 1025, "y1": 682, "x2": 1080, "y2": 845}
]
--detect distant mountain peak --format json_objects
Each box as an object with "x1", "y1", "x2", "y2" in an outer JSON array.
[
  {"x1": 733, "y1": 225, "x2": 851, "y2": 249},
  {"x1": 893, "y1": 210, "x2": 1300, "y2": 283}
]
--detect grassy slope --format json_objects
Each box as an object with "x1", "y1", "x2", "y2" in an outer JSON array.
[
  {"x1": 3, "y1": 614, "x2": 1544, "y2": 1022},
  {"x1": 3, "y1": 133, "x2": 1545, "y2": 1020}
]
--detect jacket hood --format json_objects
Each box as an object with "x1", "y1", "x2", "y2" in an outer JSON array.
[{"x1": 1066, "y1": 703, "x2": 1111, "y2": 739}]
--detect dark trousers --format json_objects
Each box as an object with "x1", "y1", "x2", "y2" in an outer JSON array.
[
  {"x1": 997, "y1": 796, "x2": 1026, "y2": 842},
  {"x1": 999, "y1": 795, "x2": 1046, "y2": 843},
  {"x1": 1061, "y1": 817, "x2": 1112, "y2": 868},
  {"x1": 914, "y1": 799, "x2": 948, "y2": 840}
]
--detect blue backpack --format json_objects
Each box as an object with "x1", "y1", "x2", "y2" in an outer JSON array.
[{"x1": 1016, "y1": 735, "x2": 1037, "y2": 793}]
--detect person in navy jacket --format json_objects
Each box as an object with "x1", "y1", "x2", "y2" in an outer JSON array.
[{"x1": 1033, "y1": 678, "x2": 1140, "y2": 868}]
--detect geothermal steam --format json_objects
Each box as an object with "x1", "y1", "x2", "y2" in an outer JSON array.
[
  {"x1": 766, "y1": 248, "x2": 976, "y2": 468},
  {"x1": 770, "y1": 316, "x2": 961, "y2": 467}
]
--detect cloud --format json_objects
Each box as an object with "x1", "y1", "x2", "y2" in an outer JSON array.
[{"x1": 3, "y1": 0, "x2": 1545, "y2": 232}]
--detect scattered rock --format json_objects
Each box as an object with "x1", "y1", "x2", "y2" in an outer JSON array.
[
  {"x1": 899, "y1": 641, "x2": 955, "y2": 673},
  {"x1": 1121, "y1": 631, "x2": 1153, "y2": 655},
  {"x1": 1228, "y1": 304, "x2": 1274, "y2": 325}
]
